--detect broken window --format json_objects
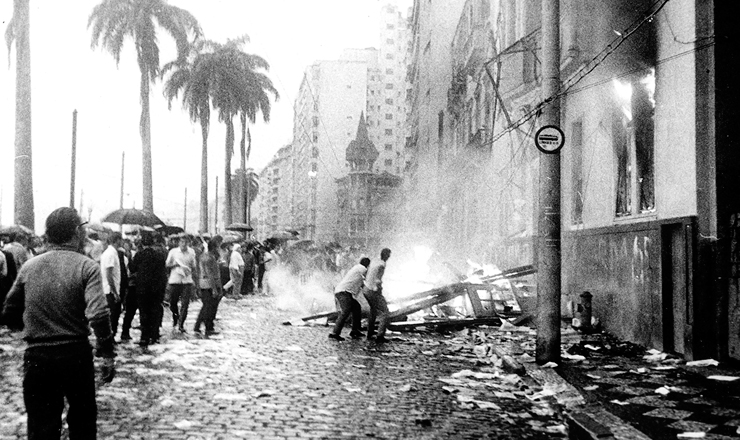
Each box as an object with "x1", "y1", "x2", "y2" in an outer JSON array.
[
  {"x1": 571, "y1": 120, "x2": 583, "y2": 225},
  {"x1": 613, "y1": 69, "x2": 655, "y2": 217}
]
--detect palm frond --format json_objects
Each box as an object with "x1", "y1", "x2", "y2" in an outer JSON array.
[{"x1": 4, "y1": 15, "x2": 14, "y2": 68}]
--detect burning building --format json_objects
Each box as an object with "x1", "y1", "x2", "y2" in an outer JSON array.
[{"x1": 405, "y1": 0, "x2": 738, "y2": 360}]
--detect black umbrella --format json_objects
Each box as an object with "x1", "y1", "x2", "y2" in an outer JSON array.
[
  {"x1": 269, "y1": 230, "x2": 299, "y2": 240},
  {"x1": 0, "y1": 224, "x2": 34, "y2": 236},
  {"x1": 221, "y1": 230, "x2": 244, "y2": 244},
  {"x1": 225, "y1": 222, "x2": 253, "y2": 232},
  {"x1": 101, "y1": 208, "x2": 166, "y2": 228},
  {"x1": 154, "y1": 224, "x2": 185, "y2": 236}
]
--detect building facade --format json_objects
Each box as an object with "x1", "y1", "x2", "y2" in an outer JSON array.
[
  {"x1": 337, "y1": 114, "x2": 403, "y2": 249},
  {"x1": 404, "y1": 0, "x2": 468, "y2": 244},
  {"x1": 408, "y1": 0, "x2": 737, "y2": 360},
  {"x1": 253, "y1": 144, "x2": 293, "y2": 239},
  {"x1": 258, "y1": 4, "x2": 412, "y2": 245}
]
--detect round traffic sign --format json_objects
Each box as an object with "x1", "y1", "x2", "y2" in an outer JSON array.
[{"x1": 534, "y1": 125, "x2": 565, "y2": 154}]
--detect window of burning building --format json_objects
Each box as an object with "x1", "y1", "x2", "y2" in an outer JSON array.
[
  {"x1": 613, "y1": 69, "x2": 656, "y2": 217},
  {"x1": 571, "y1": 120, "x2": 583, "y2": 225}
]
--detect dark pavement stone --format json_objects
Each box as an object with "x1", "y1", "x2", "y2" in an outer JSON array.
[{"x1": 0, "y1": 297, "x2": 568, "y2": 439}]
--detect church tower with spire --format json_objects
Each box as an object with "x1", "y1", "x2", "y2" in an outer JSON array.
[
  {"x1": 337, "y1": 113, "x2": 401, "y2": 248},
  {"x1": 345, "y1": 112, "x2": 379, "y2": 172}
]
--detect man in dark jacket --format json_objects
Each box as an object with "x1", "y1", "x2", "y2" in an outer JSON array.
[
  {"x1": 130, "y1": 233, "x2": 167, "y2": 347},
  {"x1": 0, "y1": 249, "x2": 17, "y2": 311},
  {"x1": 0, "y1": 207, "x2": 116, "y2": 439}
]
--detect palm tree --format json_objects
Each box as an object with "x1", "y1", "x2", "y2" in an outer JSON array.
[
  {"x1": 162, "y1": 40, "x2": 214, "y2": 233},
  {"x1": 6, "y1": 0, "x2": 34, "y2": 229},
  {"x1": 88, "y1": 0, "x2": 201, "y2": 212},
  {"x1": 195, "y1": 36, "x2": 277, "y2": 226}
]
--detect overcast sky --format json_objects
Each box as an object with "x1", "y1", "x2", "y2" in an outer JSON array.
[{"x1": 0, "y1": 0, "x2": 412, "y2": 231}]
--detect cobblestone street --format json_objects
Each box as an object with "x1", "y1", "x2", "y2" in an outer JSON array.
[{"x1": 0, "y1": 296, "x2": 568, "y2": 439}]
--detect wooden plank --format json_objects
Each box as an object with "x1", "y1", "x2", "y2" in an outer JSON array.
[
  {"x1": 301, "y1": 310, "x2": 337, "y2": 321},
  {"x1": 388, "y1": 316, "x2": 502, "y2": 331},
  {"x1": 479, "y1": 265, "x2": 536, "y2": 283},
  {"x1": 389, "y1": 286, "x2": 467, "y2": 318},
  {"x1": 466, "y1": 284, "x2": 486, "y2": 316}
]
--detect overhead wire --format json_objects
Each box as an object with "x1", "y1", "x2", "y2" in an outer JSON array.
[{"x1": 481, "y1": 0, "x2": 674, "y2": 149}]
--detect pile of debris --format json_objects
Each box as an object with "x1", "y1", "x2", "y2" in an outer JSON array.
[{"x1": 302, "y1": 264, "x2": 535, "y2": 333}]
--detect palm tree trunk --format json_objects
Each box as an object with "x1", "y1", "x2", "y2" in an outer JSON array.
[
  {"x1": 199, "y1": 120, "x2": 209, "y2": 233},
  {"x1": 224, "y1": 117, "x2": 235, "y2": 226},
  {"x1": 139, "y1": 66, "x2": 154, "y2": 212},
  {"x1": 13, "y1": 0, "x2": 34, "y2": 229},
  {"x1": 237, "y1": 112, "x2": 247, "y2": 223}
]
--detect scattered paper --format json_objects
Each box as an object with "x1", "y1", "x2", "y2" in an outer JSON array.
[
  {"x1": 174, "y1": 420, "x2": 196, "y2": 429},
  {"x1": 214, "y1": 393, "x2": 248, "y2": 401},
  {"x1": 562, "y1": 353, "x2": 586, "y2": 361},
  {"x1": 707, "y1": 375, "x2": 739, "y2": 382},
  {"x1": 584, "y1": 344, "x2": 601, "y2": 351},
  {"x1": 610, "y1": 399, "x2": 629, "y2": 406},
  {"x1": 677, "y1": 433, "x2": 706, "y2": 439},
  {"x1": 583, "y1": 385, "x2": 599, "y2": 391},
  {"x1": 586, "y1": 374, "x2": 602, "y2": 380},
  {"x1": 643, "y1": 353, "x2": 668, "y2": 362},
  {"x1": 472, "y1": 399, "x2": 501, "y2": 410},
  {"x1": 519, "y1": 353, "x2": 536, "y2": 363},
  {"x1": 686, "y1": 359, "x2": 719, "y2": 367},
  {"x1": 541, "y1": 362, "x2": 558, "y2": 368}
]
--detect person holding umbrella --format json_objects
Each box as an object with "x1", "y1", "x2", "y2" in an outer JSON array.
[{"x1": 130, "y1": 233, "x2": 167, "y2": 346}]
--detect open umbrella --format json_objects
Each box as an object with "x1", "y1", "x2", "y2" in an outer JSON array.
[
  {"x1": 101, "y1": 208, "x2": 165, "y2": 228},
  {"x1": 154, "y1": 224, "x2": 185, "y2": 236},
  {"x1": 225, "y1": 222, "x2": 253, "y2": 232},
  {"x1": 220, "y1": 230, "x2": 244, "y2": 244},
  {"x1": 0, "y1": 224, "x2": 34, "y2": 236},
  {"x1": 270, "y1": 230, "x2": 299, "y2": 241},
  {"x1": 289, "y1": 239, "x2": 316, "y2": 250}
]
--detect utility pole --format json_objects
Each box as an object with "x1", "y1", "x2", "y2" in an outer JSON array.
[
  {"x1": 70, "y1": 110, "x2": 77, "y2": 208},
  {"x1": 245, "y1": 168, "x2": 251, "y2": 228},
  {"x1": 183, "y1": 187, "x2": 188, "y2": 230},
  {"x1": 120, "y1": 151, "x2": 125, "y2": 209},
  {"x1": 536, "y1": 0, "x2": 562, "y2": 364},
  {"x1": 214, "y1": 176, "x2": 219, "y2": 233}
]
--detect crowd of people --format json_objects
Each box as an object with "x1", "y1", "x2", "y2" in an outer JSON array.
[
  {"x1": 0, "y1": 207, "x2": 397, "y2": 439},
  {"x1": 0, "y1": 216, "x2": 279, "y2": 348}
]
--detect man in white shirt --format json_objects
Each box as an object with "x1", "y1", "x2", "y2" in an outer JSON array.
[
  {"x1": 165, "y1": 234, "x2": 197, "y2": 332},
  {"x1": 228, "y1": 243, "x2": 245, "y2": 297},
  {"x1": 364, "y1": 248, "x2": 391, "y2": 343},
  {"x1": 330, "y1": 257, "x2": 370, "y2": 341},
  {"x1": 100, "y1": 232, "x2": 123, "y2": 337}
]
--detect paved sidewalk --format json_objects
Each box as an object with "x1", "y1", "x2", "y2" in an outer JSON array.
[
  {"x1": 1, "y1": 296, "x2": 570, "y2": 439},
  {"x1": 483, "y1": 323, "x2": 740, "y2": 439}
]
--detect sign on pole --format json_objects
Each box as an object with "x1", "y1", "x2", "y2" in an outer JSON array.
[{"x1": 534, "y1": 125, "x2": 565, "y2": 154}]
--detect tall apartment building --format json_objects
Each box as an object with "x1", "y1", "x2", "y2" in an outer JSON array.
[
  {"x1": 253, "y1": 144, "x2": 293, "y2": 238},
  {"x1": 259, "y1": 3, "x2": 412, "y2": 244},
  {"x1": 372, "y1": 4, "x2": 412, "y2": 177},
  {"x1": 405, "y1": 0, "x2": 467, "y2": 240}
]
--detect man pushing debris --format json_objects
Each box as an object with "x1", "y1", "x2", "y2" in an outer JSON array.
[
  {"x1": 329, "y1": 257, "x2": 370, "y2": 341},
  {"x1": 364, "y1": 248, "x2": 391, "y2": 343}
]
